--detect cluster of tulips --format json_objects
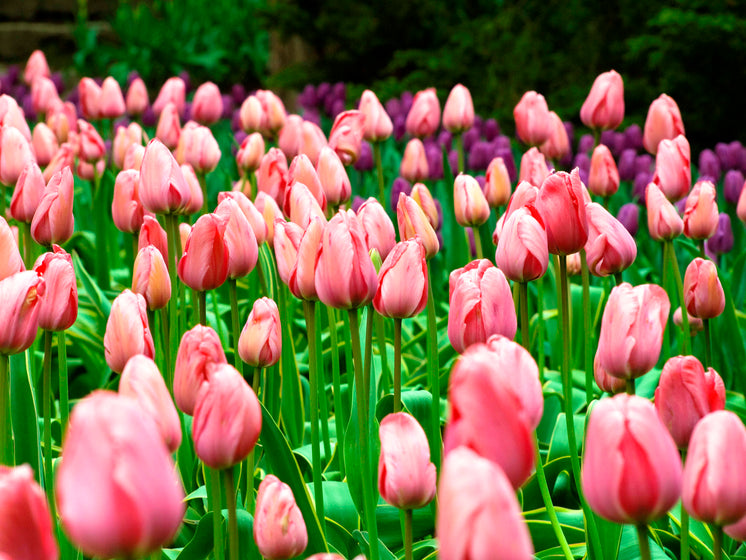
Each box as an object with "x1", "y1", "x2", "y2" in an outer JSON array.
[{"x1": 1, "y1": 48, "x2": 746, "y2": 560}]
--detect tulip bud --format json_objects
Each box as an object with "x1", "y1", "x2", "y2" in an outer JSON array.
[
  {"x1": 0, "y1": 271, "x2": 45, "y2": 355},
  {"x1": 285, "y1": 182, "x2": 326, "y2": 229},
  {"x1": 397, "y1": 193, "x2": 439, "y2": 259},
  {"x1": 454, "y1": 173, "x2": 490, "y2": 227},
  {"x1": 683, "y1": 257, "x2": 725, "y2": 319},
  {"x1": 0, "y1": 95, "x2": 32, "y2": 141},
  {"x1": 31, "y1": 167, "x2": 75, "y2": 246},
  {"x1": 0, "y1": 125, "x2": 35, "y2": 186},
  {"x1": 155, "y1": 102, "x2": 181, "y2": 150},
  {"x1": 373, "y1": 239, "x2": 428, "y2": 318},
  {"x1": 442, "y1": 84, "x2": 474, "y2": 134},
  {"x1": 31, "y1": 76, "x2": 60, "y2": 116},
  {"x1": 218, "y1": 190, "x2": 268, "y2": 245},
  {"x1": 239, "y1": 297, "x2": 282, "y2": 368},
  {"x1": 119, "y1": 355, "x2": 182, "y2": 453},
  {"x1": 495, "y1": 205, "x2": 548, "y2": 283},
  {"x1": 588, "y1": 144, "x2": 620, "y2": 198},
  {"x1": 24, "y1": 50, "x2": 51, "y2": 85},
  {"x1": 357, "y1": 198, "x2": 396, "y2": 261},
  {"x1": 42, "y1": 142, "x2": 75, "y2": 183},
  {"x1": 253, "y1": 475, "x2": 308, "y2": 560},
  {"x1": 191, "y1": 82, "x2": 223, "y2": 125},
  {"x1": 358, "y1": 89, "x2": 392, "y2": 142},
  {"x1": 584, "y1": 202, "x2": 637, "y2": 277},
  {"x1": 316, "y1": 146, "x2": 351, "y2": 207},
  {"x1": 255, "y1": 90, "x2": 287, "y2": 136},
  {"x1": 519, "y1": 147, "x2": 550, "y2": 188},
  {"x1": 593, "y1": 352, "x2": 626, "y2": 394},
  {"x1": 236, "y1": 132, "x2": 265, "y2": 175},
  {"x1": 256, "y1": 192, "x2": 283, "y2": 245},
  {"x1": 152, "y1": 77, "x2": 186, "y2": 118},
  {"x1": 10, "y1": 162, "x2": 45, "y2": 224},
  {"x1": 32, "y1": 122, "x2": 59, "y2": 167},
  {"x1": 112, "y1": 169, "x2": 151, "y2": 234},
  {"x1": 643, "y1": 94, "x2": 685, "y2": 154},
  {"x1": 256, "y1": 148, "x2": 289, "y2": 208},
  {"x1": 674, "y1": 306, "x2": 704, "y2": 336},
  {"x1": 192, "y1": 363, "x2": 262, "y2": 469},
  {"x1": 32, "y1": 245, "x2": 77, "y2": 331},
  {"x1": 104, "y1": 290, "x2": 155, "y2": 373},
  {"x1": 683, "y1": 180, "x2": 718, "y2": 240},
  {"x1": 484, "y1": 157, "x2": 512, "y2": 207},
  {"x1": 405, "y1": 88, "x2": 441, "y2": 138},
  {"x1": 378, "y1": 412, "x2": 436, "y2": 509},
  {"x1": 286, "y1": 154, "x2": 326, "y2": 213},
  {"x1": 0, "y1": 218, "x2": 24, "y2": 282},
  {"x1": 132, "y1": 245, "x2": 171, "y2": 311},
  {"x1": 287, "y1": 216, "x2": 324, "y2": 301},
  {"x1": 582, "y1": 394, "x2": 682, "y2": 524},
  {"x1": 175, "y1": 122, "x2": 221, "y2": 175},
  {"x1": 112, "y1": 123, "x2": 146, "y2": 169},
  {"x1": 724, "y1": 169, "x2": 744, "y2": 205},
  {"x1": 215, "y1": 197, "x2": 258, "y2": 280},
  {"x1": 123, "y1": 143, "x2": 145, "y2": 171},
  {"x1": 277, "y1": 115, "x2": 302, "y2": 161},
  {"x1": 139, "y1": 139, "x2": 193, "y2": 215},
  {"x1": 535, "y1": 168, "x2": 589, "y2": 255},
  {"x1": 328, "y1": 110, "x2": 365, "y2": 165},
  {"x1": 174, "y1": 325, "x2": 227, "y2": 415},
  {"x1": 178, "y1": 213, "x2": 229, "y2": 291},
  {"x1": 78, "y1": 77, "x2": 102, "y2": 120},
  {"x1": 616, "y1": 203, "x2": 640, "y2": 237},
  {"x1": 299, "y1": 120, "x2": 327, "y2": 166},
  {"x1": 539, "y1": 111, "x2": 571, "y2": 162},
  {"x1": 138, "y1": 215, "x2": 170, "y2": 268},
  {"x1": 399, "y1": 138, "x2": 430, "y2": 183},
  {"x1": 126, "y1": 77, "x2": 149, "y2": 117},
  {"x1": 646, "y1": 182, "x2": 683, "y2": 241},
  {"x1": 99, "y1": 77, "x2": 126, "y2": 119},
  {"x1": 411, "y1": 182, "x2": 439, "y2": 229},
  {"x1": 580, "y1": 70, "x2": 625, "y2": 131},
  {"x1": 513, "y1": 91, "x2": 551, "y2": 146}
]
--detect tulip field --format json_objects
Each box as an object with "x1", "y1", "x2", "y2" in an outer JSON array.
[{"x1": 4, "y1": 50, "x2": 746, "y2": 560}]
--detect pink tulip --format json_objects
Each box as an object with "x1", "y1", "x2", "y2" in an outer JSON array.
[
  {"x1": 0, "y1": 125, "x2": 35, "y2": 186},
  {"x1": 253, "y1": 475, "x2": 308, "y2": 560},
  {"x1": 31, "y1": 167, "x2": 75, "y2": 246},
  {"x1": 215, "y1": 197, "x2": 258, "y2": 280},
  {"x1": 580, "y1": 70, "x2": 625, "y2": 131},
  {"x1": 10, "y1": 162, "x2": 45, "y2": 224},
  {"x1": 138, "y1": 215, "x2": 170, "y2": 269},
  {"x1": 442, "y1": 84, "x2": 474, "y2": 134},
  {"x1": 123, "y1": 143, "x2": 145, "y2": 171},
  {"x1": 278, "y1": 114, "x2": 303, "y2": 161},
  {"x1": 0, "y1": 218, "x2": 24, "y2": 282},
  {"x1": 315, "y1": 209, "x2": 378, "y2": 309},
  {"x1": 192, "y1": 363, "x2": 261, "y2": 469},
  {"x1": 539, "y1": 110, "x2": 571, "y2": 162},
  {"x1": 357, "y1": 197, "x2": 396, "y2": 261},
  {"x1": 405, "y1": 88, "x2": 441, "y2": 138},
  {"x1": 112, "y1": 169, "x2": 151, "y2": 234},
  {"x1": 273, "y1": 220, "x2": 302, "y2": 286},
  {"x1": 32, "y1": 245, "x2": 77, "y2": 331},
  {"x1": 31, "y1": 76, "x2": 60, "y2": 116},
  {"x1": 448, "y1": 260, "x2": 517, "y2": 353},
  {"x1": 191, "y1": 81, "x2": 223, "y2": 125},
  {"x1": 257, "y1": 193, "x2": 284, "y2": 246},
  {"x1": 23, "y1": 50, "x2": 50, "y2": 85},
  {"x1": 45, "y1": 100, "x2": 75, "y2": 144},
  {"x1": 653, "y1": 134, "x2": 691, "y2": 202},
  {"x1": 285, "y1": 182, "x2": 326, "y2": 229},
  {"x1": 316, "y1": 146, "x2": 351, "y2": 207},
  {"x1": 654, "y1": 355, "x2": 725, "y2": 449},
  {"x1": 358, "y1": 89, "x2": 393, "y2": 142},
  {"x1": 42, "y1": 142, "x2": 75, "y2": 183},
  {"x1": 0, "y1": 464, "x2": 58, "y2": 560},
  {"x1": 495, "y1": 205, "x2": 548, "y2": 283},
  {"x1": 112, "y1": 123, "x2": 146, "y2": 169},
  {"x1": 437, "y1": 446, "x2": 534, "y2": 560},
  {"x1": 155, "y1": 102, "x2": 181, "y2": 150},
  {"x1": 400, "y1": 138, "x2": 429, "y2": 183},
  {"x1": 683, "y1": 410, "x2": 746, "y2": 524},
  {"x1": 593, "y1": 352, "x2": 626, "y2": 394},
  {"x1": 119, "y1": 355, "x2": 181, "y2": 453},
  {"x1": 255, "y1": 90, "x2": 287, "y2": 136},
  {"x1": 103, "y1": 290, "x2": 154, "y2": 373},
  {"x1": 588, "y1": 144, "x2": 620, "y2": 197},
  {"x1": 152, "y1": 77, "x2": 186, "y2": 117},
  {"x1": 178, "y1": 213, "x2": 229, "y2": 292},
  {"x1": 76, "y1": 119, "x2": 106, "y2": 163},
  {"x1": 683, "y1": 257, "x2": 725, "y2": 319},
  {"x1": 239, "y1": 297, "x2": 282, "y2": 368},
  {"x1": 646, "y1": 182, "x2": 683, "y2": 241},
  {"x1": 300, "y1": 120, "x2": 327, "y2": 166},
  {"x1": 286, "y1": 153, "x2": 326, "y2": 213},
  {"x1": 75, "y1": 158, "x2": 105, "y2": 182},
  {"x1": 0, "y1": 95, "x2": 32, "y2": 141},
  {"x1": 378, "y1": 412, "x2": 436, "y2": 509},
  {"x1": 0, "y1": 271, "x2": 45, "y2": 355},
  {"x1": 643, "y1": 93, "x2": 685, "y2": 154},
  {"x1": 674, "y1": 306, "x2": 704, "y2": 335},
  {"x1": 596, "y1": 283, "x2": 670, "y2": 380},
  {"x1": 454, "y1": 173, "x2": 490, "y2": 227},
  {"x1": 78, "y1": 77, "x2": 102, "y2": 120},
  {"x1": 56, "y1": 391, "x2": 185, "y2": 559},
  {"x1": 484, "y1": 157, "x2": 512, "y2": 207},
  {"x1": 683, "y1": 180, "x2": 718, "y2": 240},
  {"x1": 32, "y1": 122, "x2": 59, "y2": 167},
  {"x1": 174, "y1": 324, "x2": 226, "y2": 415},
  {"x1": 582, "y1": 394, "x2": 682, "y2": 523},
  {"x1": 328, "y1": 110, "x2": 366, "y2": 165},
  {"x1": 256, "y1": 147, "x2": 289, "y2": 208},
  {"x1": 139, "y1": 139, "x2": 193, "y2": 215},
  {"x1": 288, "y1": 216, "x2": 324, "y2": 300},
  {"x1": 373, "y1": 239, "x2": 428, "y2": 318},
  {"x1": 397, "y1": 193, "x2": 439, "y2": 259},
  {"x1": 411, "y1": 182, "x2": 439, "y2": 229},
  {"x1": 513, "y1": 91, "x2": 551, "y2": 146},
  {"x1": 236, "y1": 132, "x2": 265, "y2": 175},
  {"x1": 175, "y1": 122, "x2": 221, "y2": 174},
  {"x1": 126, "y1": 77, "x2": 149, "y2": 117},
  {"x1": 584, "y1": 202, "x2": 637, "y2": 277},
  {"x1": 179, "y1": 163, "x2": 205, "y2": 215},
  {"x1": 239, "y1": 95, "x2": 265, "y2": 134},
  {"x1": 217, "y1": 190, "x2": 268, "y2": 245},
  {"x1": 535, "y1": 168, "x2": 589, "y2": 255},
  {"x1": 132, "y1": 245, "x2": 171, "y2": 311},
  {"x1": 519, "y1": 147, "x2": 550, "y2": 188},
  {"x1": 99, "y1": 77, "x2": 126, "y2": 119}
]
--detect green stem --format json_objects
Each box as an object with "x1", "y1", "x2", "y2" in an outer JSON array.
[
  {"x1": 0, "y1": 354, "x2": 9, "y2": 466},
  {"x1": 316, "y1": 303, "x2": 332, "y2": 462},
  {"x1": 249, "y1": 173, "x2": 257, "y2": 201},
  {"x1": 463, "y1": 228, "x2": 472, "y2": 262},
  {"x1": 667, "y1": 241, "x2": 692, "y2": 355},
  {"x1": 245, "y1": 367, "x2": 261, "y2": 511},
  {"x1": 703, "y1": 318, "x2": 712, "y2": 369},
  {"x1": 426, "y1": 267, "x2": 441, "y2": 471},
  {"x1": 614, "y1": 271, "x2": 623, "y2": 286},
  {"x1": 58, "y1": 330, "x2": 69, "y2": 432},
  {"x1": 473, "y1": 228, "x2": 483, "y2": 260},
  {"x1": 223, "y1": 469, "x2": 238, "y2": 560},
  {"x1": 537, "y1": 275, "x2": 545, "y2": 383},
  {"x1": 580, "y1": 251, "x2": 593, "y2": 405},
  {"x1": 637, "y1": 524, "x2": 651, "y2": 560},
  {"x1": 626, "y1": 378, "x2": 636, "y2": 395},
  {"x1": 159, "y1": 307, "x2": 172, "y2": 395},
  {"x1": 0, "y1": 184, "x2": 5, "y2": 221},
  {"x1": 712, "y1": 524, "x2": 723, "y2": 560},
  {"x1": 404, "y1": 509, "x2": 414, "y2": 560},
  {"x1": 198, "y1": 291, "x2": 207, "y2": 326},
  {"x1": 534, "y1": 435, "x2": 574, "y2": 560},
  {"x1": 394, "y1": 318, "x2": 403, "y2": 413},
  {"x1": 375, "y1": 313, "x2": 390, "y2": 399},
  {"x1": 374, "y1": 142, "x2": 385, "y2": 208},
  {"x1": 92, "y1": 169, "x2": 110, "y2": 291},
  {"x1": 348, "y1": 309, "x2": 379, "y2": 560},
  {"x1": 209, "y1": 467, "x2": 224, "y2": 560},
  {"x1": 165, "y1": 214, "x2": 181, "y2": 393},
  {"x1": 519, "y1": 283, "x2": 530, "y2": 351},
  {"x1": 661, "y1": 243, "x2": 671, "y2": 364},
  {"x1": 342, "y1": 311, "x2": 355, "y2": 418},
  {"x1": 198, "y1": 172, "x2": 209, "y2": 215},
  {"x1": 23, "y1": 222, "x2": 33, "y2": 268},
  {"x1": 700, "y1": 240, "x2": 706, "y2": 259},
  {"x1": 228, "y1": 280, "x2": 243, "y2": 375},
  {"x1": 326, "y1": 305, "x2": 345, "y2": 477},
  {"x1": 303, "y1": 301, "x2": 325, "y2": 533},
  {"x1": 42, "y1": 330, "x2": 56, "y2": 519},
  {"x1": 455, "y1": 133, "x2": 465, "y2": 175},
  {"x1": 681, "y1": 449, "x2": 690, "y2": 560},
  {"x1": 363, "y1": 305, "x2": 374, "y2": 420}
]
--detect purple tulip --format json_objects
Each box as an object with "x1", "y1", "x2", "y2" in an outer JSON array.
[
  {"x1": 495, "y1": 147, "x2": 517, "y2": 183},
  {"x1": 617, "y1": 203, "x2": 640, "y2": 237},
  {"x1": 448, "y1": 149, "x2": 459, "y2": 176},
  {"x1": 725, "y1": 169, "x2": 745, "y2": 204},
  {"x1": 494, "y1": 135, "x2": 512, "y2": 152},
  {"x1": 483, "y1": 118, "x2": 500, "y2": 141},
  {"x1": 394, "y1": 116, "x2": 407, "y2": 141},
  {"x1": 142, "y1": 106, "x2": 157, "y2": 127},
  {"x1": 633, "y1": 171, "x2": 654, "y2": 201},
  {"x1": 623, "y1": 124, "x2": 643, "y2": 152},
  {"x1": 564, "y1": 121, "x2": 575, "y2": 148},
  {"x1": 437, "y1": 130, "x2": 453, "y2": 149},
  {"x1": 353, "y1": 141, "x2": 374, "y2": 171},
  {"x1": 468, "y1": 141, "x2": 492, "y2": 171},
  {"x1": 698, "y1": 149, "x2": 721, "y2": 182},
  {"x1": 400, "y1": 91, "x2": 414, "y2": 115},
  {"x1": 618, "y1": 149, "x2": 638, "y2": 182},
  {"x1": 51, "y1": 72, "x2": 65, "y2": 93},
  {"x1": 390, "y1": 177, "x2": 412, "y2": 213},
  {"x1": 297, "y1": 84, "x2": 317, "y2": 109},
  {"x1": 716, "y1": 143, "x2": 733, "y2": 170},
  {"x1": 600, "y1": 130, "x2": 617, "y2": 154},
  {"x1": 635, "y1": 154, "x2": 654, "y2": 176},
  {"x1": 221, "y1": 95, "x2": 234, "y2": 120},
  {"x1": 231, "y1": 84, "x2": 247, "y2": 107},
  {"x1": 351, "y1": 195, "x2": 366, "y2": 213},
  {"x1": 385, "y1": 98, "x2": 401, "y2": 121},
  {"x1": 578, "y1": 133, "x2": 594, "y2": 155},
  {"x1": 425, "y1": 142, "x2": 444, "y2": 180},
  {"x1": 574, "y1": 152, "x2": 591, "y2": 185},
  {"x1": 462, "y1": 128, "x2": 480, "y2": 153},
  {"x1": 706, "y1": 213, "x2": 734, "y2": 256}
]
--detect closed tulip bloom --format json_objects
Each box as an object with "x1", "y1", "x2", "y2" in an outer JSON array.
[
  {"x1": 683, "y1": 410, "x2": 746, "y2": 524},
  {"x1": 448, "y1": 260, "x2": 516, "y2": 353},
  {"x1": 174, "y1": 325, "x2": 226, "y2": 415},
  {"x1": 674, "y1": 306, "x2": 704, "y2": 336},
  {"x1": 99, "y1": 77, "x2": 126, "y2": 119},
  {"x1": 438, "y1": 447, "x2": 534, "y2": 560},
  {"x1": 239, "y1": 95, "x2": 265, "y2": 134},
  {"x1": 580, "y1": 70, "x2": 625, "y2": 131},
  {"x1": 597, "y1": 283, "x2": 670, "y2": 380},
  {"x1": 358, "y1": 89, "x2": 393, "y2": 142},
  {"x1": 178, "y1": 164, "x2": 204, "y2": 215},
  {"x1": 236, "y1": 132, "x2": 265, "y2": 175},
  {"x1": 584, "y1": 202, "x2": 637, "y2": 277},
  {"x1": 0, "y1": 95, "x2": 32, "y2": 141},
  {"x1": 104, "y1": 290, "x2": 154, "y2": 373},
  {"x1": 514, "y1": 90, "x2": 551, "y2": 146},
  {"x1": 254, "y1": 475, "x2": 308, "y2": 560},
  {"x1": 152, "y1": 76, "x2": 186, "y2": 117},
  {"x1": 78, "y1": 77, "x2": 102, "y2": 120},
  {"x1": 539, "y1": 111, "x2": 571, "y2": 162},
  {"x1": 126, "y1": 77, "x2": 149, "y2": 116},
  {"x1": 288, "y1": 216, "x2": 324, "y2": 300},
  {"x1": 178, "y1": 213, "x2": 229, "y2": 291},
  {"x1": 112, "y1": 123, "x2": 146, "y2": 170},
  {"x1": 256, "y1": 148, "x2": 289, "y2": 207},
  {"x1": 56, "y1": 391, "x2": 185, "y2": 559},
  {"x1": 328, "y1": 110, "x2": 365, "y2": 165},
  {"x1": 519, "y1": 147, "x2": 550, "y2": 188},
  {"x1": 217, "y1": 191, "x2": 268, "y2": 245},
  {"x1": 239, "y1": 297, "x2": 281, "y2": 368},
  {"x1": 45, "y1": 100, "x2": 74, "y2": 144},
  {"x1": 286, "y1": 154, "x2": 326, "y2": 213},
  {"x1": 683, "y1": 257, "x2": 725, "y2": 319},
  {"x1": 123, "y1": 143, "x2": 145, "y2": 171},
  {"x1": 454, "y1": 173, "x2": 490, "y2": 227},
  {"x1": 285, "y1": 182, "x2": 326, "y2": 229},
  {"x1": 139, "y1": 139, "x2": 193, "y2": 214},
  {"x1": 655, "y1": 356, "x2": 725, "y2": 449},
  {"x1": 0, "y1": 218, "x2": 24, "y2": 281},
  {"x1": 0, "y1": 271, "x2": 45, "y2": 355},
  {"x1": 588, "y1": 144, "x2": 620, "y2": 197},
  {"x1": 155, "y1": 102, "x2": 181, "y2": 149},
  {"x1": 32, "y1": 122, "x2": 59, "y2": 167},
  {"x1": 277, "y1": 114, "x2": 303, "y2": 160},
  {"x1": 683, "y1": 180, "x2": 718, "y2": 240},
  {"x1": 255, "y1": 90, "x2": 287, "y2": 136},
  {"x1": 10, "y1": 162, "x2": 45, "y2": 223},
  {"x1": 175, "y1": 122, "x2": 221, "y2": 174},
  {"x1": 191, "y1": 82, "x2": 223, "y2": 125},
  {"x1": 357, "y1": 198, "x2": 396, "y2": 261},
  {"x1": 496, "y1": 205, "x2": 548, "y2": 283},
  {"x1": 112, "y1": 169, "x2": 150, "y2": 234},
  {"x1": 726, "y1": 512, "x2": 746, "y2": 542},
  {"x1": 24, "y1": 49, "x2": 51, "y2": 85},
  {"x1": 299, "y1": 120, "x2": 327, "y2": 166},
  {"x1": 405, "y1": 88, "x2": 441, "y2": 138},
  {"x1": 646, "y1": 182, "x2": 683, "y2": 241},
  {"x1": 582, "y1": 394, "x2": 682, "y2": 524},
  {"x1": 373, "y1": 239, "x2": 428, "y2": 318},
  {"x1": 594, "y1": 352, "x2": 626, "y2": 394},
  {"x1": 0, "y1": 125, "x2": 35, "y2": 186},
  {"x1": 316, "y1": 146, "x2": 351, "y2": 207},
  {"x1": 400, "y1": 138, "x2": 429, "y2": 183},
  {"x1": 484, "y1": 157, "x2": 512, "y2": 207},
  {"x1": 315, "y1": 209, "x2": 378, "y2": 309},
  {"x1": 378, "y1": 412, "x2": 436, "y2": 509},
  {"x1": 31, "y1": 167, "x2": 75, "y2": 246},
  {"x1": 535, "y1": 168, "x2": 589, "y2": 255},
  {"x1": 273, "y1": 220, "x2": 302, "y2": 287},
  {"x1": 76, "y1": 159, "x2": 105, "y2": 182},
  {"x1": 192, "y1": 363, "x2": 261, "y2": 469},
  {"x1": 132, "y1": 245, "x2": 171, "y2": 311},
  {"x1": 411, "y1": 182, "x2": 439, "y2": 229},
  {"x1": 119, "y1": 355, "x2": 181, "y2": 453},
  {"x1": 76, "y1": 119, "x2": 106, "y2": 163},
  {"x1": 652, "y1": 134, "x2": 691, "y2": 202},
  {"x1": 442, "y1": 84, "x2": 474, "y2": 134},
  {"x1": 31, "y1": 76, "x2": 60, "y2": 116},
  {"x1": 215, "y1": 197, "x2": 258, "y2": 280},
  {"x1": 138, "y1": 215, "x2": 169, "y2": 268},
  {"x1": 32, "y1": 245, "x2": 77, "y2": 331},
  {"x1": 643, "y1": 94, "x2": 685, "y2": 154},
  {"x1": 397, "y1": 193, "x2": 439, "y2": 258},
  {"x1": 0, "y1": 464, "x2": 58, "y2": 560},
  {"x1": 42, "y1": 142, "x2": 75, "y2": 183}
]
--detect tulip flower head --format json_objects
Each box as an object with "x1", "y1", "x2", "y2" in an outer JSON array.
[
  {"x1": 513, "y1": 90, "x2": 551, "y2": 146},
  {"x1": 373, "y1": 239, "x2": 428, "y2": 318},
  {"x1": 173, "y1": 324, "x2": 227, "y2": 415},
  {"x1": 239, "y1": 297, "x2": 282, "y2": 368},
  {"x1": 103, "y1": 289, "x2": 155, "y2": 373},
  {"x1": 405, "y1": 88, "x2": 441, "y2": 138},
  {"x1": 643, "y1": 94, "x2": 685, "y2": 155},
  {"x1": 683, "y1": 257, "x2": 725, "y2": 319},
  {"x1": 580, "y1": 70, "x2": 625, "y2": 131},
  {"x1": 253, "y1": 475, "x2": 308, "y2": 560}
]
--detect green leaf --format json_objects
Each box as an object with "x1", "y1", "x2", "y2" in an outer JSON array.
[{"x1": 10, "y1": 351, "x2": 41, "y2": 478}]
